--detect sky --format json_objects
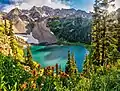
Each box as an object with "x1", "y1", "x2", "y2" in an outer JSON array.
[{"x1": 0, "y1": 0, "x2": 120, "y2": 12}]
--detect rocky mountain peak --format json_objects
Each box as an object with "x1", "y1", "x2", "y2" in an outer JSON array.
[
  {"x1": 7, "y1": 8, "x2": 22, "y2": 18},
  {"x1": 29, "y1": 6, "x2": 44, "y2": 20},
  {"x1": 30, "y1": 6, "x2": 39, "y2": 12},
  {"x1": 42, "y1": 6, "x2": 54, "y2": 11},
  {"x1": 2, "y1": 6, "x2": 92, "y2": 44},
  {"x1": 42, "y1": 6, "x2": 54, "y2": 16}
]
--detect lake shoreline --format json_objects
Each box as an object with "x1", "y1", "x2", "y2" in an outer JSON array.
[
  {"x1": 30, "y1": 41, "x2": 91, "y2": 51},
  {"x1": 30, "y1": 44, "x2": 88, "y2": 72}
]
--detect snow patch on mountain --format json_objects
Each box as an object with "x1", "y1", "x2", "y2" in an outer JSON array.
[
  {"x1": 15, "y1": 32, "x2": 39, "y2": 44},
  {"x1": 27, "y1": 32, "x2": 39, "y2": 44}
]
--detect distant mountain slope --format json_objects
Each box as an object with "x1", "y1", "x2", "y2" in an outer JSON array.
[
  {"x1": 0, "y1": 6, "x2": 92, "y2": 44},
  {"x1": 48, "y1": 17, "x2": 92, "y2": 43},
  {"x1": 32, "y1": 20, "x2": 57, "y2": 44}
]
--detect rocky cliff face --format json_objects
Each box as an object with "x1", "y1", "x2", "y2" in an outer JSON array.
[
  {"x1": 2, "y1": 6, "x2": 92, "y2": 44},
  {"x1": 117, "y1": 8, "x2": 120, "y2": 22},
  {"x1": 32, "y1": 20, "x2": 57, "y2": 44}
]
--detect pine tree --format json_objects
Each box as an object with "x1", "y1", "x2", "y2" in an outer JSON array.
[
  {"x1": 4, "y1": 19, "x2": 7, "y2": 34},
  {"x1": 26, "y1": 44, "x2": 34, "y2": 69},
  {"x1": 92, "y1": 0, "x2": 101, "y2": 66},
  {"x1": 118, "y1": 30, "x2": 120, "y2": 52},
  {"x1": 9, "y1": 20, "x2": 14, "y2": 36},
  {"x1": 9, "y1": 20, "x2": 16, "y2": 55},
  {"x1": 117, "y1": 11, "x2": 120, "y2": 53},
  {"x1": 71, "y1": 53, "x2": 78, "y2": 74},
  {"x1": 65, "y1": 50, "x2": 72, "y2": 74},
  {"x1": 92, "y1": 0, "x2": 119, "y2": 67},
  {"x1": 3, "y1": 17, "x2": 8, "y2": 35},
  {"x1": 68, "y1": 50, "x2": 70, "y2": 61},
  {"x1": 56, "y1": 63, "x2": 59, "y2": 76},
  {"x1": 65, "y1": 51, "x2": 78, "y2": 76},
  {"x1": 118, "y1": 29, "x2": 120, "y2": 53},
  {"x1": 83, "y1": 54, "x2": 91, "y2": 77}
]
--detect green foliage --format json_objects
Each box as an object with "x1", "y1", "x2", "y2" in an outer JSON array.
[
  {"x1": 65, "y1": 51, "x2": 78, "y2": 76},
  {"x1": 0, "y1": 19, "x2": 24, "y2": 61},
  {"x1": 89, "y1": 67, "x2": 120, "y2": 91},
  {"x1": 92, "y1": 0, "x2": 120, "y2": 67},
  {"x1": 1, "y1": 1, "x2": 120, "y2": 90},
  {"x1": 0, "y1": 53, "x2": 31, "y2": 91},
  {"x1": 48, "y1": 17, "x2": 92, "y2": 44},
  {"x1": 24, "y1": 45, "x2": 35, "y2": 69}
]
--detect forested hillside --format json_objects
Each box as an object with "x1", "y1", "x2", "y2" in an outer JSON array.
[
  {"x1": 48, "y1": 17, "x2": 92, "y2": 44},
  {"x1": 0, "y1": 6, "x2": 92, "y2": 44}
]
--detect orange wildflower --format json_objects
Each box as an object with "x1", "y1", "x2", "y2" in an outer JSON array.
[
  {"x1": 106, "y1": 65, "x2": 110, "y2": 69},
  {"x1": 31, "y1": 83, "x2": 36, "y2": 89},
  {"x1": 21, "y1": 82, "x2": 27, "y2": 89},
  {"x1": 32, "y1": 69, "x2": 38, "y2": 76},
  {"x1": 37, "y1": 64, "x2": 41, "y2": 69}
]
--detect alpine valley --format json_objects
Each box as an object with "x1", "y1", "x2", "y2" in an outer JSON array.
[
  {"x1": 0, "y1": 6, "x2": 92, "y2": 45},
  {"x1": 1, "y1": 0, "x2": 120, "y2": 90}
]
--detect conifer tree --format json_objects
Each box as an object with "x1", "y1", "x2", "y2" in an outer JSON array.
[
  {"x1": 92, "y1": 0, "x2": 101, "y2": 66},
  {"x1": 117, "y1": 11, "x2": 120, "y2": 53},
  {"x1": 68, "y1": 50, "x2": 70, "y2": 61},
  {"x1": 118, "y1": 30, "x2": 120, "y2": 52},
  {"x1": 92, "y1": 0, "x2": 119, "y2": 66},
  {"x1": 59, "y1": 64, "x2": 62, "y2": 73},
  {"x1": 56, "y1": 63, "x2": 59, "y2": 76},
  {"x1": 65, "y1": 50, "x2": 72, "y2": 74},
  {"x1": 26, "y1": 44, "x2": 34, "y2": 69},
  {"x1": 9, "y1": 20, "x2": 14, "y2": 36},
  {"x1": 3, "y1": 17, "x2": 8, "y2": 35},
  {"x1": 4, "y1": 19, "x2": 7, "y2": 34},
  {"x1": 118, "y1": 29, "x2": 120, "y2": 53},
  {"x1": 71, "y1": 53, "x2": 78, "y2": 74},
  {"x1": 9, "y1": 20, "x2": 16, "y2": 55},
  {"x1": 83, "y1": 54, "x2": 92, "y2": 77},
  {"x1": 65, "y1": 51, "x2": 78, "y2": 76}
]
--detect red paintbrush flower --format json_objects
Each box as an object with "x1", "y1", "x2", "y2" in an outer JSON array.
[
  {"x1": 32, "y1": 69, "x2": 38, "y2": 76},
  {"x1": 31, "y1": 83, "x2": 36, "y2": 89},
  {"x1": 21, "y1": 82, "x2": 27, "y2": 89},
  {"x1": 37, "y1": 64, "x2": 41, "y2": 69}
]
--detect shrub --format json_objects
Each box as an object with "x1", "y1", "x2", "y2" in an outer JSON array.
[{"x1": 0, "y1": 53, "x2": 31, "y2": 90}]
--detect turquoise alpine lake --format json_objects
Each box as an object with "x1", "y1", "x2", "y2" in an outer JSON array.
[{"x1": 30, "y1": 45, "x2": 88, "y2": 72}]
